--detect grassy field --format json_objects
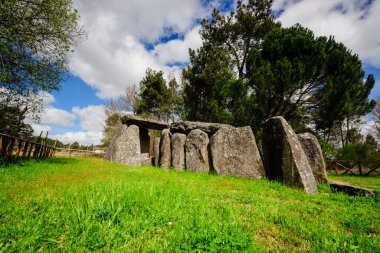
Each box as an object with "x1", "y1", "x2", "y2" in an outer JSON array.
[
  {"x1": 0, "y1": 157, "x2": 379, "y2": 252},
  {"x1": 329, "y1": 173, "x2": 380, "y2": 190}
]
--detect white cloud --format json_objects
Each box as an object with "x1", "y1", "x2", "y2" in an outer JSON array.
[
  {"x1": 70, "y1": 0, "x2": 218, "y2": 99},
  {"x1": 274, "y1": 0, "x2": 380, "y2": 67},
  {"x1": 72, "y1": 105, "x2": 106, "y2": 132},
  {"x1": 29, "y1": 93, "x2": 106, "y2": 145},
  {"x1": 152, "y1": 26, "x2": 202, "y2": 65},
  {"x1": 51, "y1": 131, "x2": 103, "y2": 146},
  {"x1": 40, "y1": 107, "x2": 76, "y2": 127},
  {"x1": 30, "y1": 124, "x2": 51, "y2": 135}
]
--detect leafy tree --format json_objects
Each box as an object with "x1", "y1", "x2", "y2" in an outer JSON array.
[
  {"x1": 1, "y1": 0, "x2": 85, "y2": 96},
  {"x1": 0, "y1": 0, "x2": 85, "y2": 136},
  {"x1": 183, "y1": 0, "x2": 279, "y2": 123},
  {"x1": 135, "y1": 68, "x2": 170, "y2": 121},
  {"x1": 364, "y1": 134, "x2": 378, "y2": 151},
  {"x1": 102, "y1": 113, "x2": 121, "y2": 147},
  {"x1": 0, "y1": 90, "x2": 41, "y2": 138}
]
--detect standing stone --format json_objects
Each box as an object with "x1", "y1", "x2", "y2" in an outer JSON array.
[
  {"x1": 297, "y1": 133, "x2": 328, "y2": 183},
  {"x1": 104, "y1": 125, "x2": 141, "y2": 166},
  {"x1": 153, "y1": 137, "x2": 160, "y2": 167},
  {"x1": 159, "y1": 129, "x2": 171, "y2": 169},
  {"x1": 262, "y1": 116, "x2": 317, "y2": 194},
  {"x1": 185, "y1": 129, "x2": 210, "y2": 172},
  {"x1": 210, "y1": 127, "x2": 265, "y2": 179},
  {"x1": 171, "y1": 133, "x2": 186, "y2": 171}
]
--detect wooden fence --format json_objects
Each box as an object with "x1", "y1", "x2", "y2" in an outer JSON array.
[
  {"x1": 54, "y1": 147, "x2": 105, "y2": 157},
  {"x1": 0, "y1": 133, "x2": 56, "y2": 160},
  {"x1": 326, "y1": 160, "x2": 380, "y2": 176}
]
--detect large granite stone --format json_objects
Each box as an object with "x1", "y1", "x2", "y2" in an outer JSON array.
[
  {"x1": 122, "y1": 114, "x2": 169, "y2": 130},
  {"x1": 298, "y1": 133, "x2": 328, "y2": 183},
  {"x1": 104, "y1": 125, "x2": 141, "y2": 166},
  {"x1": 171, "y1": 133, "x2": 186, "y2": 171},
  {"x1": 170, "y1": 121, "x2": 233, "y2": 136},
  {"x1": 185, "y1": 129, "x2": 210, "y2": 172},
  {"x1": 210, "y1": 126, "x2": 265, "y2": 178},
  {"x1": 262, "y1": 116, "x2": 317, "y2": 194},
  {"x1": 153, "y1": 137, "x2": 160, "y2": 167},
  {"x1": 159, "y1": 129, "x2": 171, "y2": 169}
]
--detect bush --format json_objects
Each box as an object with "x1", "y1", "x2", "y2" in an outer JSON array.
[{"x1": 336, "y1": 143, "x2": 379, "y2": 161}]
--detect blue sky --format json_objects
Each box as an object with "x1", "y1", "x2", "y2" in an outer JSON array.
[{"x1": 32, "y1": 0, "x2": 380, "y2": 145}]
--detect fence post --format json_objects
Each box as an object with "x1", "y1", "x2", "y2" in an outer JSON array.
[
  {"x1": 1, "y1": 135, "x2": 8, "y2": 158},
  {"x1": 15, "y1": 139, "x2": 23, "y2": 158},
  {"x1": 22, "y1": 141, "x2": 29, "y2": 158},
  {"x1": 68, "y1": 144, "x2": 72, "y2": 158},
  {"x1": 5, "y1": 137, "x2": 15, "y2": 159},
  {"x1": 27, "y1": 143, "x2": 34, "y2": 158}
]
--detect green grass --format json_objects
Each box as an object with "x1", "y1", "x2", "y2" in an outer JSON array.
[
  {"x1": 0, "y1": 157, "x2": 379, "y2": 252},
  {"x1": 329, "y1": 173, "x2": 380, "y2": 190}
]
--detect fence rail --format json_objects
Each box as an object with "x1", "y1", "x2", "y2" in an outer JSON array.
[
  {"x1": 326, "y1": 160, "x2": 380, "y2": 176},
  {"x1": 54, "y1": 147, "x2": 105, "y2": 157},
  {"x1": 0, "y1": 133, "x2": 56, "y2": 160}
]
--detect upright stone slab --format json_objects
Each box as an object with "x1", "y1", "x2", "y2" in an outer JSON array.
[
  {"x1": 159, "y1": 129, "x2": 171, "y2": 169},
  {"x1": 104, "y1": 125, "x2": 141, "y2": 166},
  {"x1": 262, "y1": 116, "x2": 317, "y2": 194},
  {"x1": 210, "y1": 127, "x2": 265, "y2": 178},
  {"x1": 153, "y1": 137, "x2": 160, "y2": 167},
  {"x1": 171, "y1": 133, "x2": 186, "y2": 171},
  {"x1": 185, "y1": 129, "x2": 210, "y2": 172},
  {"x1": 297, "y1": 133, "x2": 328, "y2": 183}
]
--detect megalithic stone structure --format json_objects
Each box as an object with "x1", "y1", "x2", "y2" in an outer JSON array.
[
  {"x1": 262, "y1": 116, "x2": 318, "y2": 194},
  {"x1": 171, "y1": 133, "x2": 186, "y2": 171},
  {"x1": 185, "y1": 129, "x2": 210, "y2": 173},
  {"x1": 297, "y1": 133, "x2": 328, "y2": 183},
  {"x1": 159, "y1": 129, "x2": 171, "y2": 169},
  {"x1": 210, "y1": 126, "x2": 265, "y2": 179}
]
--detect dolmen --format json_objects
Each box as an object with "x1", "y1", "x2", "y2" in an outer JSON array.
[{"x1": 105, "y1": 115, "x2": 328, "y2": 194}]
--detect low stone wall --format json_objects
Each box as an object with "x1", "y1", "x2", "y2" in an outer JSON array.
[{"x1": 105, "y1": 115, "x2": 327, "y2": 194}]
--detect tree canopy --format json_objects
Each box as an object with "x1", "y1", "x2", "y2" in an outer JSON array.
[
  {"x1": 182, "y1": 0, "x2": 375, "y2": 139},
  {"x1": 0, "y1": 0, "x2": 85, "y2": 136}
]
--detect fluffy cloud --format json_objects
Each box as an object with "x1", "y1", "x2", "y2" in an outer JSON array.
[
  {"x1": 72, "y1": 105, "x2": 106, "y2": 132},
  {"x1": 153, "y1": 26, "x2": 202, "y2": 65},
  {"x1": 274, "y1": 0, "x2": 380, "y2": 67},
  {"x1": 30, "y1": 93, "x2": 106, "y2": 145},
  {"x1": 70, "y1": 0, "x2": 215, "y2": 99}
]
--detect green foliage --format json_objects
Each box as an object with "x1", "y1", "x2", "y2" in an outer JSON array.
[
  {"x1": 336, "y1": 143, "x2": 378, "y2": 161},
  {"x1": 101, "y1": 113, "x2": 121, "y2": 147},
  {"x1": 0, "y1": 0, "x2": 86, "y2": 96},
  {"x1": 0, "y1": 157, "x2": 379, "y2": 252},
  {"x1": 136, "y1": 69, "x2": 182, "y2": 121},
  {"x1": 182, "y1": 0, "x2": 279, "y2": 123},
  {"x1": 136, "y1": 68, "x2": 169, "y2": 119},
  {"x1": 319, "y1": 139, "x2": 337, "y2": 159},
  {"x1": 183, "y1": 2, "x2": 375, "y2": 137}
]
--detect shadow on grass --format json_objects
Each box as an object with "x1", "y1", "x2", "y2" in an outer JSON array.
[{"x1": 0, "y1": 156, "x2": 79, "y2": 168}]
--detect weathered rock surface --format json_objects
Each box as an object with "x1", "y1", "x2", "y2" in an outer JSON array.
[
  {"x1": 171, "y1": 133, "x2": 186, "y2": 171},
  {"x1": 140, "y1": 153, "x2": 152, "y2": 166},
  {"x1": 104, "y1": 125, "x2": 141, "y2": 166},
  {"x1": 153, "y1": 137, "x2": 160, "y2": 167},
  {"x1": 210, "y1": 127, "x2": 265, "y2": 178},
  {"x1": 330, "y1": 183, "x2": 375, "y2": 197},
  {"x1": 298, "y1": 133, "x2": 328, "y2": 183},
  {"x1": 262, "y1": 116, "x2": 317, "y2": 194},
  {"x1": 185, "y1": 129, "x2": 210, "y2": 172},
  {"x1": 122, "y1": 114, "x2": 169, "y2": 130},
  {"x1": 159, "y1": 129, "x2": 171, "y2": 169},
  {"x1": 170, "y1": 121, "x2": 233, "y2": 136}
]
